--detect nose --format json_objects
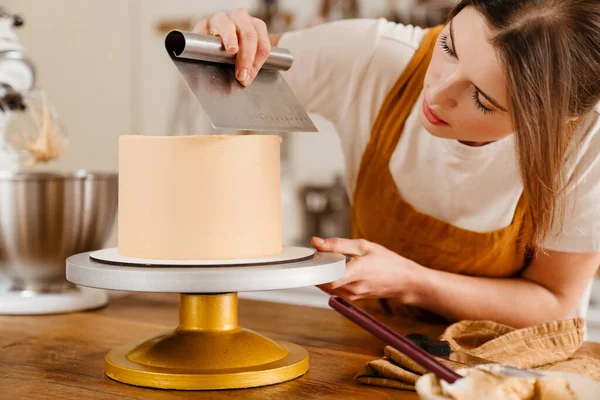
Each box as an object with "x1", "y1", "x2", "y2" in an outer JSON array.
[{"x1": 427, "y1": 73, "x2": 459, "y2": 109}]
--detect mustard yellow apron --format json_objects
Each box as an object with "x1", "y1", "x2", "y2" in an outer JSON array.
[{"x1": 352, "y1": 26, "x2": 532, "y2": 320}]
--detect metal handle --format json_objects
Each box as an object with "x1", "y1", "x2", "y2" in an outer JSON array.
[{"x1": 165, "y1": 30, "x2": 293, "y2": 71}]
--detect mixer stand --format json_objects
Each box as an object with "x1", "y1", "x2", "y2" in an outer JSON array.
[
  {"x1": 66, "y1": 247, "x2": 345, "y2": 390},
  {"x1": 0, "y1": 283, "x2": 107, "y2": 315}
]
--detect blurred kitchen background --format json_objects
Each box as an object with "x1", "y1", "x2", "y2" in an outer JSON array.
[
  {"x1": 3, "y1": 0, "x2": 457, "y2": 248},
  {"x1": 4, "y1": 0, "x2": 600, "y2": 340}
]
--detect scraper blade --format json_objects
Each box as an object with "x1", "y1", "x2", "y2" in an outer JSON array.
[{"x1": 165, "y1": 30, "x2": 318, "y2": 133}]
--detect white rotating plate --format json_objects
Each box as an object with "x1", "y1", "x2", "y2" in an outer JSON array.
[
  {"x1": 89, "y1": 246, "x2": 315, "y2": 267},
  {"x1": 67, "y1": 251, "x2": 346, "y2": 293}
]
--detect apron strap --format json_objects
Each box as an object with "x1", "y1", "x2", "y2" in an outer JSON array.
[{"x1": 371, "y1": 25, "x2": 444, "y2": 160}]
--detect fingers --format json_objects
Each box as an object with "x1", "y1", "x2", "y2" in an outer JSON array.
[
  {"x1": 318, "y1": 258, "x2": 370, "y2": 300},
  {"x1": 210, "y1": 12, "x2": 239, "y2": 54},
  {"x1": 316, "y1": 283, "x2": 336, "y2": 296},
  {"x1": 192, "y1": 19, "x2": 210, "y2": 34},
  {"x1": 193, "y1": 9, "x2": 269, "y2": 86},
  {"x1": 251, "y1": 18, "x2": 271, "y2": 84},
  {"x1": 327, "y1": 257, "x2": 367, "y2": 289},
  {"x1": 194, "y1": 14, "x2": 239, "y2": 54},
  {"x1": 317, "y1": 283, "x2": 355, "y2": 300},
  {"x1": 322, "y1": 274, "x2": 354, "y2": 291},
  {"x1": 339, "y1": 282, "x2": 370, "y2": 301},
  {"x1": 317, "y1": 282, "x2": 369, "y2": 302},
  {"x1": 315, "y1": 255, "x2": 363, "y2": 292},
  {"x1": 312, "y1": 237, "x2": 371, "y2": 257},
  {"x1": 227, "y1": 9, "x2": 258, "y2": 85}
]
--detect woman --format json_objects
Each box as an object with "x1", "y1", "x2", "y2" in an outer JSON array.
[{"x1": 194, "y1": 0, "x2": 600, "y2": 328}]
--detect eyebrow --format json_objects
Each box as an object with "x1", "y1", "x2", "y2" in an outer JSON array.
[{"x1": 449, "y1": 19, "x2": 508, "y2": 113}]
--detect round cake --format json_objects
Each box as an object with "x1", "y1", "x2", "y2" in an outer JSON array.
[{"x1": 117, "y1": 135, "x2": 282, "y2": 260}]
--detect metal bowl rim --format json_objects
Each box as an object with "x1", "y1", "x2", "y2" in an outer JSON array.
[{"x1": 0, "y1": 170, "x2": 117, "y2": 181}]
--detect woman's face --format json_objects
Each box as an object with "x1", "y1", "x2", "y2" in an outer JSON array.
[{"x1": 421, "y1": 7, "x2": 513, "y2": 144}]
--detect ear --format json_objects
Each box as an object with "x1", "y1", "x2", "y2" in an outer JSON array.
[
  {"x1": 565, "y1": 115, "x2": 582, "y2": 136},
  {"x1": 567, "y1": 115, "x2": 580, "y2": 123}
]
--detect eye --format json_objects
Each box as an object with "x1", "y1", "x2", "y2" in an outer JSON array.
[
  {"x1": 438, "y1": 33, "x2": 457, "y2": 58},
  {"x1": 472, "y1": 89, "x2": 493, "y2": 115}
]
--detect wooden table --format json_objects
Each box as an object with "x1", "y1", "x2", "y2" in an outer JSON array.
[{"x1": 2, "y1": 293, "x2": 599, "y2": 399}]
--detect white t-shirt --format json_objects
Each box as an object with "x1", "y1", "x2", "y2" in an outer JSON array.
[{"x1": 279, "y1": 18, "x2": 600, "y2": 253}]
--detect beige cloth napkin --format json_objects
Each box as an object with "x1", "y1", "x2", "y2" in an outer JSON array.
[{"x1": 355, "y1": 318, "x2": 600, "y2": 391}]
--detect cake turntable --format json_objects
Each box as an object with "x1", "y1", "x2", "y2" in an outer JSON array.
[
  {"x1": 63, "y1": 24, "x2": 338, "y2": 391},
  {"x1": 66, "y1": 246, "x2": 345, "y2": 390}
]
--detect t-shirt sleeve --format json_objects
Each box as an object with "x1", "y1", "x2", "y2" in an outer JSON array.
[
  {"x1": 542, "y1": 110, "x2": 600, "y2": 253},
  {"x1": 277, "y1": 18, "x2": 386, "y2": 127}
]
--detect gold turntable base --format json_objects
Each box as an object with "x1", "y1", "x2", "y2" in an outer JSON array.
[
  {"x1": 104, "y1": 293, "x2": 309, "y2": 390},
  {"x1": 66, "y1": 250, "x2": 347, "y2": 390}
]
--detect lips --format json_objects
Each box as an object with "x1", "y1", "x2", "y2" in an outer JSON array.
[{"x1": 422, "y1": 98, "x2": 449, "y2": 126}]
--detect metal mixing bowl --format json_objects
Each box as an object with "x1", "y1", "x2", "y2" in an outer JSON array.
[{"x1": 0, "y1": 171, "x2": 117, "y2": 293}]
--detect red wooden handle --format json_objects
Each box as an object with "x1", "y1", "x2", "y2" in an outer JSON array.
[{"x1": 329, "y1": 296, "x2": 461, "y2": 383}]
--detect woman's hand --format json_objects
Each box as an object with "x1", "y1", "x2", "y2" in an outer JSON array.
[
  {"x1": 193, "y1": 8, "x2": 271, "y2": 86},
  {"x1": 312, "y1": 237, "x2": 427, "y2": 303}
]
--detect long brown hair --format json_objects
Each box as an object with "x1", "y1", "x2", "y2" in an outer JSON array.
[{"x1": 448, "y1": 0, "x2": 600, "y2": 248}]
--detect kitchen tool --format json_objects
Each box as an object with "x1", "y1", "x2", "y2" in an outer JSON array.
[
  {"x1": 0, "y1": 10, "x2": 38, "y2": 166},
  {"x1": 0, "y1": 89, "x2": 68, "y2": 167},
  {"x1": 66, "y1": 249, "x2": 345, "y2": 390},
  {"x1": 0, "y1": 171, "x2": 117, "y2": 314},
  {"x1": 0, "y1": 7, "x2": 35, "y2": 110},
  {"x1": 164, "y1": 30, "x2": 317, "y2": 133},
  {"x1": 163, "y1": 30, "x2": 312, "y2": 132},
  {"x1": 0, "y1": 6, "x2": 24, "y2": 27},
  {"x1": 407, "y1": 333, "x2": 543, "y2": 378},
  {"x1": 328, "y1": 295, "x2": 462, "y2": 384}
]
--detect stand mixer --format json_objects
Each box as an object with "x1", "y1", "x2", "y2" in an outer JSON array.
[
  {"x1": 0, "y1": 8, "x2": 35, "y2": 168},
  {"x1": 0, "y1": 9, "x2": 118, "y2": 314}
]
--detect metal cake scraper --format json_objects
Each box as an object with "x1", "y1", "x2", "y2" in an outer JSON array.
[{"x1": 164, "y1": 30, "x2": 318, "y2": 133}]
